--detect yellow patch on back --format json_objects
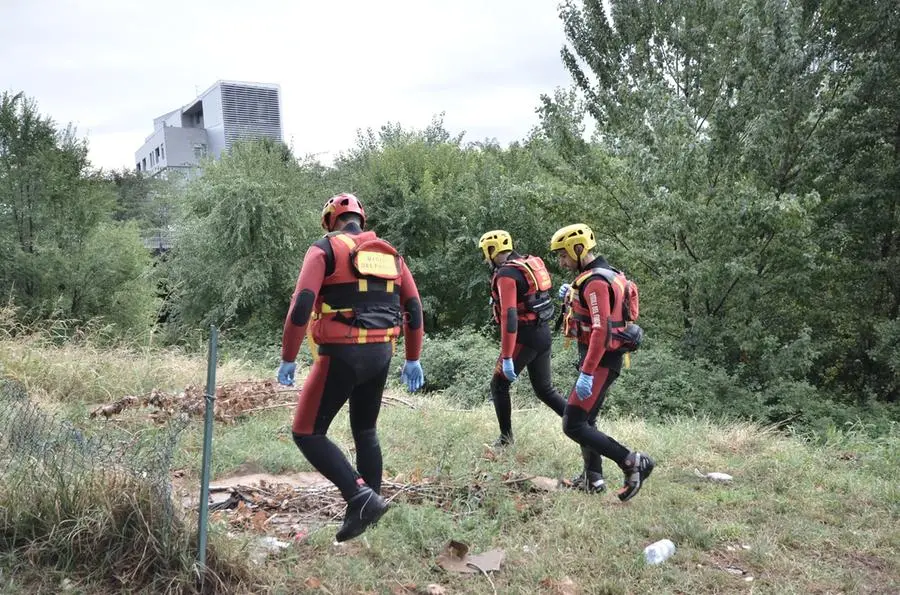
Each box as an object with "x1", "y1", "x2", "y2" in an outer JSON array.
[{"x1": 355, "y1": 250, "x2": 399, "y2": 278}]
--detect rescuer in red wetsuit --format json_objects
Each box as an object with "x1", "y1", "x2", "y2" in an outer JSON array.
[
  {"x1": 551, "y1": 223, "x2": 654, "y2": 502},
  {"x1": 478, "y1": 230, "x2": 567, "y2": 447},
  {"x1": 278, "y1": 193, "x2": 425, "y2": 541}
]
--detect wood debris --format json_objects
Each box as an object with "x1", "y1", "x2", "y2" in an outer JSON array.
[{"x1": 89, "y1": 380, "x2": 296, "y2": 424}]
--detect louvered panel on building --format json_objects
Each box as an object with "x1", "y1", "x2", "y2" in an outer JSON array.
[{"x1": 220, "y1": 84, "x2": 283, "y2": 151}]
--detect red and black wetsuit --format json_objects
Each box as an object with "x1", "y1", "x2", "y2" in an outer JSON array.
[
  {"x1": 561, "y1": 255, "x2": 630, "y2": 477},
  {"x1": 490, "y1": 252, "x2": 566, "y2": 442},
  {"x1": 281, "y1": 222, "x2": 423, "y2": 499}
]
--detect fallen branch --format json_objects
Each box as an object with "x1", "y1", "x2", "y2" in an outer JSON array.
[
  {"x1": 383, "y1": 395, "x2": 417, "y2": 409},
  {"x1": 501, "y1": 474, "x2": 536, "y2": 485},
  {"x1": 470, "y1": 563, "x2": 497, "y2": 595},
  {"x1": 241, "y1": 402, "x2": 296, "y2": 415},
  {"x1": 89, "y1": 380, "x2": 295, "y2": 423}
]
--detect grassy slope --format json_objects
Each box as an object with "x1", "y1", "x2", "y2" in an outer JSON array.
[
  {"x1": 1, "y1": 336, "x2": 898, "y2": 594},
  {"x1": 190, "y1": 399, "x2": 899, "y2": 595}
]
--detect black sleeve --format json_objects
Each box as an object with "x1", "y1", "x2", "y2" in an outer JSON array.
[
  {"x1": 313, "y1": 237, "x2": 335, "y2": 277},
  {"x1": 495, "y1": 265, "x2": 528, "y2": 300}
]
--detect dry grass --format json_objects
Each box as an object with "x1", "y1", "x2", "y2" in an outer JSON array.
[
  {"x1": 0, "y1": 306, "x2": 268, "y2": 409},
  {"x1": 0, "y1": 319, "x2": 897, "y2": 594},
  {"x1": 0, "y1": 465, "x2": 260, "y2": 594}
]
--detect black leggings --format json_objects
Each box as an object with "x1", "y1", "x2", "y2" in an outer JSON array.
[
  {"x1": 561, "y1": 345, "x2": 629, "y2": 472},
  {"x1": 291, "y1": 343, "x2": 392, "y2": 500},
  {"x1": 491, "y1": 323, "x2": 567, "y2": 438}
]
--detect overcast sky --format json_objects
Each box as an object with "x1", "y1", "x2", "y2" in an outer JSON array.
[{"x1": 0, "y1": 0, "x2": 574, "y2": 171}]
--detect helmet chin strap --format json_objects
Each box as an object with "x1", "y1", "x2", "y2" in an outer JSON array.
[{"x1": 576, "y1": 250, "x2": 595, "y2": 271}]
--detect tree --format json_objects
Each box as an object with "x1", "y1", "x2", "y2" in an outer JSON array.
[
  {"x1": 802, "y1": 0, "x2": 900, "y2": 402},
  {"x1": 331, "y1": 117, "x2": 575, "y2": 330},
  {"x1": 544, "y1": 0, "x2": 864, "y2": 415},
  {"x1": 548, "y1": 0, "x2": 900, "y2": 414},
  {"x1": 164, "y1": 140, "x2": 327, "y2": 336},
  {"x1": 0, "y1": 91, "x2": 157, "y2": 332}
]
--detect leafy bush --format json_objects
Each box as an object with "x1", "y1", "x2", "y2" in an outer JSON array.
[
  {"x1": 611, "y1": 346, "x2": 764, "y2": 421},
  {"x1": 416, "y1": 330, "x2": 497, "y2": 406}
]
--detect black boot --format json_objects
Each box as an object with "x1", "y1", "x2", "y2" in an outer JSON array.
[
  {"x1": 492, "y1": 432, "x2": 514, "y2": 448},
  {"x1": 567, "y1": 469, "x2": 606, "y2": 493},
  {"x1": 617, "y1": 452, "x2": 655, "y2": 502},
  {"x1": 335, "y1": 486, "x2": 389, "y2": 542},
  {"x1": 566, "y1": 446, "x2": 605, "y2": 493}
]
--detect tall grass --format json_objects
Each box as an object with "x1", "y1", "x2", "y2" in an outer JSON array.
[
  {"x1": 0, "y1": 304, "x2": 269, "y2": 407},
  {"x1": 1, "y1": 314, "x2": 898, "y2": 593},
  {"x1": 0, "y1": 435, "x2": 261, "y2": 594},
  {"x1": 0, "y1": 312, "x2": 266, "y2": 594}
]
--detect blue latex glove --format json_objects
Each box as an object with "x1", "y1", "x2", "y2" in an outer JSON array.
[
  {"x1": 277, "y1": 360, "x2": 296, "y2": 386},
  {"x1": 558, "y1": 283, "x2": 571, "y2": 300},
  {"x1": 575, "y1": 372, "x2": 593, "y2": 400},
  {"x1": 501, "y1": 357, "x2": 517, "y2": 382},
  {"x1": 401, "y1": 360, "x2": 425, "y2": 392}
]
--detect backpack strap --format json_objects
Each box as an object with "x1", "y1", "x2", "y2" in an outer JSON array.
[
  {"x1": 504, "y1": 259, "x2": 539, "y2": 291},
  {"x1": 573, "y1": 267, "x2": 615, "y2": 290},
  {"x1": 573, "y1": 267, "x2": 626, "y2": 327},
  {"x1": 315, "y1": 231, "x2": 360, "y2": 276}
]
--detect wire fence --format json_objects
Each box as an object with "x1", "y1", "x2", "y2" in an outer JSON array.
[{"x1": 0, "y1": 377, "x2": 188, "y2": 530}]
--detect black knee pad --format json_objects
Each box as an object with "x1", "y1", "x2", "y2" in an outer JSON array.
[
  {"x1": 353, "y1": 428, "x2": 379, "y2": 449},
  {"x1": 292, "y1": 431, "x2": 324, "y2": 450},
  {"x1": 404, "y1": 298, "x2": 423, "y2": 330},
  {"x1": 562, "y1": 415, "x2": 588, "y2": 440},
  {"x1": 490, "y1": 373, "x2": 510, "y2": 390}
]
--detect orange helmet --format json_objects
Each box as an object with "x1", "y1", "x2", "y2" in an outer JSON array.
[{"x1": 321, "y1": 193, "x2": 366, "y2": 231}]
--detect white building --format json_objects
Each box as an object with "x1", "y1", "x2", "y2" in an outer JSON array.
[{"x1": 135, "y1": 80, "x2": 283, "y2": 177}]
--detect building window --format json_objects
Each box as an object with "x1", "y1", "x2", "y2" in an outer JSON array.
[
  {"x1": 142, "y1": 158, "x2": 147, "y2": 170},
  {"x1": 136, "y1": 162, "x2": 141, "y2": 172},
  {"x1": 160, "y1": 145, "x2": 165, "y2": 160},
  {"x1": 193, "y1": 143, "x2": 208, "y2": 160},
  {"x1": 155, "y1": 147, "x2": 161, "y2": 161}
]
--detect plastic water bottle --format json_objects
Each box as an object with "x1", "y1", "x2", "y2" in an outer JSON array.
[
  {"x1": 643, "y1": 539, "x2": 676, "y2": 565},
  {"x1": 706, "y1": 472, "x2": 733, "y2": 483}
]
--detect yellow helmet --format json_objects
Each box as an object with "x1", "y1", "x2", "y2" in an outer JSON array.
[
  {"x1": 550, "y1": 224, "x2": 596, "y2": 263},
  {"x1": 478, "y1": 230, "x2": 513, "y2": 262}
]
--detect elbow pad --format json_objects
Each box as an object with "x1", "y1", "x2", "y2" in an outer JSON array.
[
  {"x1": 404, "y1": 297, "x2": 423, "y2": 330},
  {"x1": 505, "y1": 308, "x2": 518, "y2": 333},
  {"x1": 290, "y1": 289, "x2": 316, "y2": 326}
]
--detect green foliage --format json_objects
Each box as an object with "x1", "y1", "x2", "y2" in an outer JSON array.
[
  {"x1": 416, "y1": 330, "x2": 496, "y2": 405},
  {"x1": 164, "y1": 140, "x2": 327, "y2": 337},
  {"x1": 556, "y1": 338, "x2": 898, "y2": 436},
  {"x1": 613, "y1": 347, "x2": 763, "y2": 420},
  {"x1": 332, "y1": 116, "x2": 574, "y2": 331},
  {"x1": 7, "y1": 0, "x2": 900, "y2": 434},
  {"x1": 64, "y1": 221, "x2": 160, "y2": 331},
  {"x1": 0, "y1": 92, "x2": 158, "y2": 335},
  {"x1": 549, "y1": 0, "x2": 900, "y2": 418}
]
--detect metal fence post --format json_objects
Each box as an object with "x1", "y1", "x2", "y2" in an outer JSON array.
[{"x1": 197, "y1": 324, "x2": 218, "y2": 582}]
